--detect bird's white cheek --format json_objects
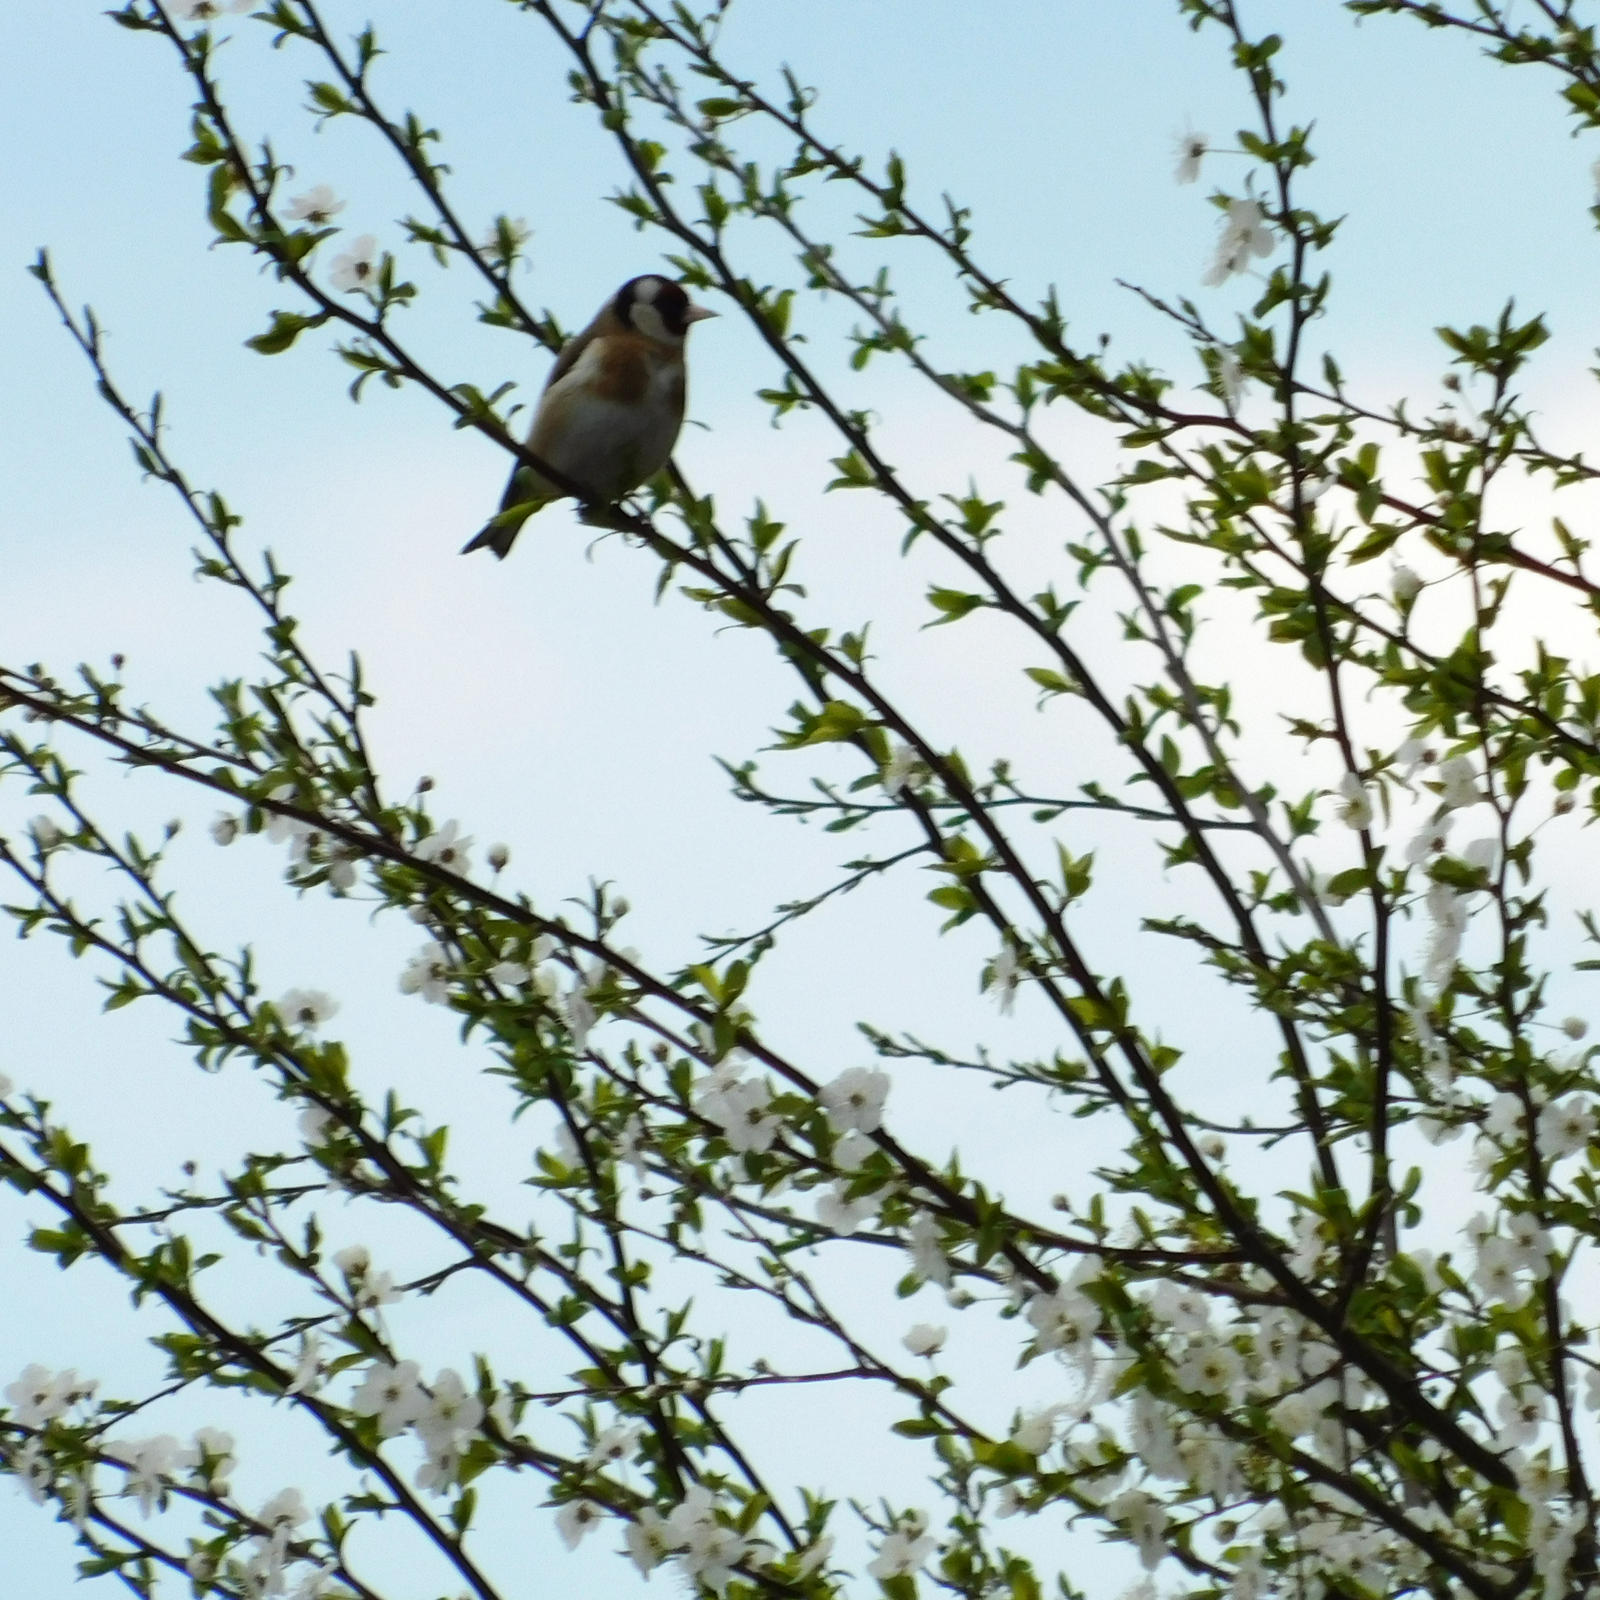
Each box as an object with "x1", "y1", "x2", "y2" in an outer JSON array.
[{"x1": 629, "y1": 301, "x2": 679, "y2": 345}]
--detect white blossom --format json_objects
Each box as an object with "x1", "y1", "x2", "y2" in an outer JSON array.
[
  {"x1": 261, "y1": 1486, "x2": 309, "y2": 1529},
  {"x1": 264, "y1": 784, "x2": 307, "y2": 846},
  {"x1": 1010, "y1": 1407, "x2": 1060, "y2": 1455},
  {"x1": 286, "y1": 185, "x2": 345, "y2": 224},
  {"x1": 1436, "y1": 754, "x2": 1481, "y2": 810},
  {"x1": 702, "y1": 1076, "x2": 783, "y2": 1154},
  {"x1": 1173, "y1": 129, "x2": 1209, "y2": 184},
  {"x1": 277, "y1": 988, "x2": 338, "y2": 1033},
  {"x1": 1537, "y1": 1094, "x2": 1594, "y2": 1161},
  {"x1": 1269, "y1": 1377, "x2": 1339, "y2": 1439},
  {"x1": 1562, "y1": 1016, "x2": 1588, "y2": 1040},
  {"x1": 1025, "y1": 1286, "x2": 1101, "y2": 1359},
  {"x1": 415, "y1": 820, "x2": 473, "y2": 875},
  {"x1": 664, "y1": 1487, "x2": 746, "y2": 1595},
  {"x1": 583, "y1": 1423, "x2": 641, "y2": 1471},
  {"x1": 794, "y1": 1535, "x2": 834, "y2": 1577},
  {"x1": 815, "y1": 1179, "x2": 875, "y2": 1234},
  {"x1": 27, "y1": 815, "x2": 64, "y2": 849},
  {"x1": 905, "y1": 1209, "x2": 952, "y2": 1287},
  {"x1": 332, "y1": 1243, "x2": 371, "y2": 1278},
  {"x1": 1406, "y1": 813, "x2": 1453, "y2": 865},
  {"x1": 1127, "y1": 1392, "x2": 1184, "y2": 1479},
  {"x1": 833, "y1": 1129, "x2": 876, "y2": 1170},
  {"x1": 867, "y1": 1524, "x2": 935, "y2": 1581},
  {"x1": 1335, "y1": 771, "x2": 1374, "y2": 831},
  {"x1": 417, "y1": 1369, "x2": 484, "y2": 1453},
  {"x1": 287, "y1": 1333, "x2": 324, "y2": 1397},
  {"x1": 1176, "y1": 1340, "x2": 1244, "y2": 1398},
  {"x1": 1474, "y1": 1235, "x2": 1529, "y2": 1308},
  {"x1": 880, "y1": 740, "x2": 921, "y2": 795},
  {"x1": 189, "y1": 1428, "x2": 235, "y2": 1493},
  {"x1": 350, "y1": 1360, "x2": 428, "y2": 1437},
  {"x1": 679, "y1": 1518, "x2": 748, "y2": 1594},
  {"x1": 623, "y1": 1507, "x2": 671, "y2": 1575},
  {"x1": 616, "y1": 1114, "x2": 649, "y2": 1179},
  {"x1": 5, "y1": 1365, "x2": 92, "y2": 1426},
  {"x1": 399, "y1": 942, "x2": 454, "y2": 1004},
  {"x1": 1390, "y1": 563, "x2": 1423, "y2": 605},
  {"x1": 556, "y1": 1499, "x2": 604, "y2": 1549},
  {"x1": 986, "y1": 944, "x2": 1020, "y2": 1014},
  {"x1": 819, "y1": 1066, "x2": 889, "y2": 1133},
  {"x1": 329, "y1": 234, "x2": 379, "y2": 293},
  {"x1": 15, "y1": 1439, "x2": 51, "y2": 1504},
  {"x1": 902, "y1": 1323, "x2": 946, "y2": 1357},
  {"x1": 1495, "y1": 1384, "x2": 1548, "y2": 1449},
  {"x1": 106, "y1": 1435, "x2": 182, "y2": 1518},
  {"x1": 210, "y1": 812, "x2": 241, "y2": 845},
  {"x1": 1202, "y1": 197, "x2": 1276, "y2": 285},
  {"x1": 1216, "y1": 345, "x2": 1243, "y2": 409},
  {"x1": 1152, "y1": 1280, "x2": 1212, "y2": 1335},
  {"x1": 1106, "y1": 1486, "x2": 1168, "y2": 1570}
]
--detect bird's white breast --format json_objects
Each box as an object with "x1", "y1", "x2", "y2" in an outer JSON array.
[{"x1": 534, "y1": 340, "x2": 684, "y2": 502}]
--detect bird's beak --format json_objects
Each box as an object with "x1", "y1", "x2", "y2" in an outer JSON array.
[{"x1": 683, "y1": 303, "x2": 719, "y2": 323}]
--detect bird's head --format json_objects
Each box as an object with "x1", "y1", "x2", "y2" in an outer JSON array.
[{"x1": 614, "y1": 275, "x2": 718, "y2": 344}]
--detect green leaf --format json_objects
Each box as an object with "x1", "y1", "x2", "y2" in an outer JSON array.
[{"x1": 245, "y1": 311, "x2": 330, "y2": 355}]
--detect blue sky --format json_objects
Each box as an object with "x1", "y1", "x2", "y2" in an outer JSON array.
[{"x1": 5, "y1": 2, "x2": 1600, "y2": 1596}]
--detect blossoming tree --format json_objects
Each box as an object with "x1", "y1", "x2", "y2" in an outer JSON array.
[{"x1": 6, "y1": 1, "x2": 1600, "y2": 1596}]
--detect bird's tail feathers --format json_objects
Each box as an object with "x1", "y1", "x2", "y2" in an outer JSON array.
[{"x1": 461, "y1": 497, "x2": 543, "y2": 559}]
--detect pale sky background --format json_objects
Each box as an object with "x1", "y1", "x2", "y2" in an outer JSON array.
[{"x1": 5, "y1": 2, "x2": 1600, "y2": 1596}]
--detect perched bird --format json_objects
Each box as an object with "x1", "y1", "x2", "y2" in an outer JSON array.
[{"x1": 463, "y1": 274, "x2": 717, "y2": 558}]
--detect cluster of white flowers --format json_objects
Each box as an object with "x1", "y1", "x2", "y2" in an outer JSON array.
[
  {"x1": 348, "y1": 1358, "x2": 492, "y2": 1496},
  {"x1": 3, "y1": 1366, "x2": 100, "y2": 1508},
  {"x1": 1201, "y1": 197, "x2": 1276, "y2": 286},
  {"x1": 1024, "y1": 1282, "x2": 1101, "y2": 1370},
  {"x1": 1464, "y1": 1206, "x2": 1549, "y2": 1312},
  {"x1": 232, "y1": 1487, "x2": 325, "y2": 1596},
  {"x1": 1479, "y1": 1084, "x2": 1595, "y2": 1177},
  {"x1": 331, "y1": 1243, "x2": 401, "y2": 1316},
  {"x1": 20, "y1": 1411, "x2": 337, "y2": 1598},
  {"x1": 1515, "y1": 1451, "x2": 1586, "y2": 1600},
  {"x1": 1105, "y1": 1486, "x2": 1168, "y2": 1570},
  {"x1": 4, "y1": 1363, "x2": 97, "y2": 1425},
  {"x1": 695, "y1": 1058, "x2": 783, "y2": 1155},
  {"x1": 220, "y1": 784, "x2": 363, "y2": 891},
  {"x1": 597, "y1": 1484, "x2": 778, "y2": 1594}
]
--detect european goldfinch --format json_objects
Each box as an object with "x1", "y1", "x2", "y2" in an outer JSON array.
[{"x1": 462, "y1": 274, "x2": 717, "y2": 558}]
